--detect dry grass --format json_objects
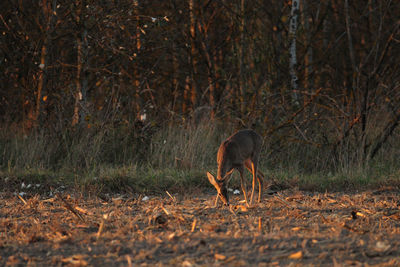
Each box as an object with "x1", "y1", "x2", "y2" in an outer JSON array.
[
  {"x1": 1, "y1": 187, "x2": 400, "y2": 266},
  {"x1": 2, "y1": 120, "x2": 400, "y2": 195}
]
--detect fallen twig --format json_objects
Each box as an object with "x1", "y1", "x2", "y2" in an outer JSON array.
[
  {"x1": 274, "y1": 194, "x2": 292, "y2": 208},
  {"x1": 17, "y1": 194, "x2": 27, "y2": 205},
  {"x1": 56, "y1": 193, "x2": 85, "y2": 223},
  {"x1": 191, "y1": 218, "x2": 197, "y2": 232}
]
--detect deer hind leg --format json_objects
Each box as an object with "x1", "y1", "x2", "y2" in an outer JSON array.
[
  {"x1": 237, "y1": 166, "x2": 249, "y2": 207},
  {"x1": 245, "y1": 160, "x2": 263, "y2": 203},
  {"x1": 256, "y1": 169, "x2": 264, "y2": 202},
  {"x1": 250, "y1": 161, "x2": 257, "y2": 204}
]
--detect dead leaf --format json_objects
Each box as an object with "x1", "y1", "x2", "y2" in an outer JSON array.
[
  {"x1": 168, "y1": 233, "x2": 176, "y2": 240},
  {"x1": 288, "y1": 251, "x2": 302, "y2": 259},
  {"x1": 356, "y1": 211, "x2": 365, "y2": 218},
  {"x1": 215, "y1": 253, "x2": 226, "y2": 260},
  {"x1": 235, "y1": 205, "x2": 248, "y2": 212}
]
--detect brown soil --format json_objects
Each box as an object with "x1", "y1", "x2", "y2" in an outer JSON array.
[{"x1": 1, "y1": 188, "x2": 400, "y2": 266}]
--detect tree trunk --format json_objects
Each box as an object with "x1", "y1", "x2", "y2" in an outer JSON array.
[
  {"x1": 302, "y1": 0, "x2": 313, "y2": 96},
  {"x1": 189, "y1": 0, "x2": 198, "y2": 110},
  {"x1": 238, "y1": 0, "x2": 246, "y2": 114},
  {"x1": 197, "y1": 19, "x2": 216, "y2": 118},
  {"x1": 72, "y1": 0, "x2": 88, "y2": 127},
  {"x1": 134, "y1": 0, "x2": 141, "y2": 118},
  {"x1": 289, "y1": 0, "x2": 300, "y2": 104},
  {"x1": 344, "y1": 0, "x2": 356, "y2": 90},
  {"x1": 72, "y1": 36, "x2": 82, "y2": 126},
  {"x1": 35, "y1": 0, "x2": 57, "y2": 128},
  {"x1": 36, "y1": 42, "x2": 47, "y2": 125}
]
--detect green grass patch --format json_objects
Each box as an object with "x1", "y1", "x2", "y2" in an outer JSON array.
[
  {"x1": 2, "y1": 165, "x2": 400, "y2": 196},
  {"x1": 80, "y1": 166, "x2": 210, "y2": 194}
]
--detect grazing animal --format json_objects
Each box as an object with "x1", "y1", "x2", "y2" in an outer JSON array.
[{"x1": 206, "y1": 129, "x2": 264, "y2": 206}]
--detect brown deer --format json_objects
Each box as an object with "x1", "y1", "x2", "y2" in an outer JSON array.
[{"x1": 206, "y1": 129, "x2": 264, "y2": 207}]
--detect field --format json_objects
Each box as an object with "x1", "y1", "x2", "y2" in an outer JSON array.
[
  {"x1": 1, "y1": 183, "x2": 400, "y2": 266},
  {"x1": 2, "y1": 0, "x2": 400, "y2": 265}
]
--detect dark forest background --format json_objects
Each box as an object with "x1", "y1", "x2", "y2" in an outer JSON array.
[{"x1": 1, "y1": 0, "x2": 400, "y2": 189}]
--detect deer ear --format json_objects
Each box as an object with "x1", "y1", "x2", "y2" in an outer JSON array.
[{"x1": 206, "y1": 172, "x2": 220, "y2": 188}]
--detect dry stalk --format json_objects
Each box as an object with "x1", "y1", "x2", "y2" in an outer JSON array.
[
  {"x1": 228, "y1": 206, "x2": 237, "y2": 216},
  {"x1": 56, "y1": 193, "x2": 85, "y2": 223},
  {"x1": 17, "y1": 194, "x2": 28, "y2": 205},
  {"x1": 161, "y1": 206, "x2": 171, "y2": 216},
  {"x1": 97, "y1": 219, "x2": 104, "y2": 240},
  {"x1": 274, "y1": 194, "x2": 292, "y2": 208},
  {"x1": 191, "y1": 218, "x2": 197, "y2": 232},
  {"x1": 42, "y1": 197, "x2": 56, "y2": 203},
  {"x1": 166, "y1": 191, "x2": 176, "y2": 203},
  {"x1": 125, "y1": 255, "x2": 132, "y2": 267},
  {"x1": 74, "y1": 206, "x2": 91, "y2": 215}
]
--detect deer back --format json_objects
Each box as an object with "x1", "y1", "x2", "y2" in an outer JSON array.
[{"x1": 216, "y1": 130, "x2": 261, "y2": 180}]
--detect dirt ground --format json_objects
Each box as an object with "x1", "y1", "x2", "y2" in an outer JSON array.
[{"x1": 1, "y1": 187, "x2": 400, "y2": 266}]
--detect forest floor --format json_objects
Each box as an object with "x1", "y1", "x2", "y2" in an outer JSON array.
[{"x1": 1, "y1": 184, "x2": 400, "y2": 266}]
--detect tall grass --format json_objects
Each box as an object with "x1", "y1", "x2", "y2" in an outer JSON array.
[
  {"x1": 1, "y1": 120, "x2": 400, "y2": 193},
  {"x1": 0, "y1": 126, "x2": 137, "y2": 171},
  {"x1": 148, "y1": 122, "x2": 233, "y2": 169}
]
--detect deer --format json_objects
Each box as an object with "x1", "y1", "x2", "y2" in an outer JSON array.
[{"x1": 206, "y1": 129, "x2": 264, "y2": 207}]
